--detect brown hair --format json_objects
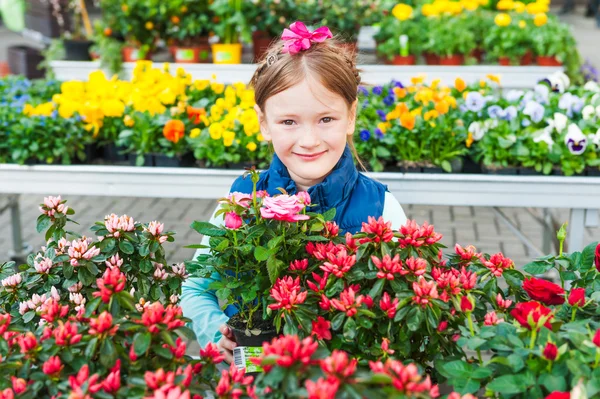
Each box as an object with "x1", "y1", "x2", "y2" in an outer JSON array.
[{"x1": 249, "y1": 36, "x2": 367, "y2": 171}]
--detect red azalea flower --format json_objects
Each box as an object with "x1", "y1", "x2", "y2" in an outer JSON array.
[
  {"x1": 379, "y1": 292, "x2": 399, "y2": 319},
  {"x1": 323, "y1": 221, "x2": 340, "y2": 238},
  {"x1": 371, "y1": 254, "x2": 404, "y2": 280},
  {"x1": 305, "y1": 377, "x2": 340, "y2": 399},
  {"x1": 164, "y1": 337, "x2": 187, "y2": 358},
  {"x1": 40, "y1": 298, "x2": 69, "y2": 323},
  {"x1": 595, "y1": 243, "x2": 600, "y2": 272},
  {"x1": 319, "y1": 294, "x2": 331, "y2": 311},
  {"x1": 321, "y1": 350, "x2": 358, "y2": 381},
  {"x1": 359, "y1": 216, "x2": 394, "y2": 244},
  {"x1": 311, "y1": 317, "x2": 332, "y2": 341},
  {"x1": 144, "y1": 369, "x2": 175, "y2": 391},
  {"x1": 199, "y1": 342, "x2": 225, "y2": 363},
  {"x1": 345, "y1": 232, "x2": 358, "y2": 252},
  {"x1": 306, "y1": 242, "x2": 342, "y2": 261},
  {"x1": 543, "y1": 342, "x2": 558, "y2": 361},
  {"x1": 593, "y1": 329, "x2": 600, "y2": 347},
  {"x1": 398, "y1": 220, "x2": 442, "y2": 248},
  {"x1": 330, "y1": 287, "x2": 364, "y2": 317},
  {"x1": 523, "y1": 277, "x2": 565, "y2": 305},
  {"x1": 460, "y1": 296, "x2": 473, "y2": 312},
  {"x1": 484, "y1": 311, "x2": 503, "y2": 326},
  {"x1": 146, "y1": 386, "x2": 191, "y2": 399},
  {"x1": 268, "y1": 276, "x2": 307, "y2": 313},
  {"x1": 89, "y1": 311, "x2": 119, "y2": 336},
  {"x1": 10, "y1": 377, "x2": 26, "y2": 395},
  {"x1": 0, "y1": 313, "x2": 10, "y2": 335},
  {"x1": 129, "y1": 343, "x2": 138, "y2": 362},
  {"x1": 435, "y1": 269, "x2": 461, "y2": 303},
  {"x1": 307, "y1": 272, "x2": 329, "y2": 293},
  {"x1": 250, "y1": 335, "x2": 318, "y2": 372},
  {"x1": 68, "y1": 364, "x2": 102, "y2": 393},
  {"x1": 102, "y1": 368, "x2": 121, "y2": 394},
  {"x1": 459, "y1": 267, "x2": 477, "y2": 291},
  {"x1": 510, "y1": 301, "x2": 553, "y2": 330},
  {"x1": 320, "y1": 247, "x2": 356, "y2": 278},
  {"x1": 0, "y1": 389, "x2": 14, "y2": 399},
  {"x1": 368, "y1": 359, "x2": 439, "y2": 397},
  {"x1": 496, "y1": 293, "x2": 512, "y2": 309},
  {"x1": 93, "y1": 267, "x2": 126, "y2": 303},
  {"x1": 42, "y1": 355, "x2": 63, "y2": 376},
  {"x1": 289, "y1": 259, "x2": 308, "y2": 271},
  {"x1": 53, "y1": 320, "x2": 82, "y2": 346},
  {"x1": 568, "y1": 287, "x2": 585, "y2": 307},
  {"x1": 405, "y1": 257, "x2": 428, "y2": 276},
  {"x1": 381, "y1": 337, "x2": 395, "y2": 355},
  {"x1": 455, "y1": 244, "x2": 480, "y2": 262},
  {"x1": 412, "y1": 277, "x2": 439, "y2": 308},
  {"x1": 437, "y1": 320, "x2": 448, "y2": 332},
  {"x1": 482, "y1": 252, "x2": 514, "y2": 277},
  {"x1": 545, "y1": 392, "x2": 570, "y2": 399},
  {"x1": 17, "y1": 332, "x2": 37, "y2": 354}
]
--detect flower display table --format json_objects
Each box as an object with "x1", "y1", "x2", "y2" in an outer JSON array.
[
  {"x1": 49, "y1": 60, "x2": 563, "y2": 89},
  {"x1": 1, "y1": 164, "x2": 597, "y2": 259}
]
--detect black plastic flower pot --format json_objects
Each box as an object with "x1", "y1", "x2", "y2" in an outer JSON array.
[
  {"x1": 74, "y1": 143, "x2": 101, "y2": 164},
  {"x1": 421, "y1": 166, "x2": 445, "y2": 174},
  {"x1": 102, "y1": 143, "x2": 128, "y2": 163},
  {"x1": 461, "y1": 157, "x2": 482, "y2": 174},
  {"x1": 153, "y1": 152, "x2": 195, "y2": 167},
  {"x1": 586, "y1": 167, "x2": 600, "y2": 176},
  {"x1": 518, "y1": 167, "x2": 543, "y2": 176},
  {"x1": 129, "y1": 154, "x2": 153, "y2": 167},
  {"x1": 481, "y1": 165, "x2": 518, "y2": 175},
  {"x1": 64, "y1": 39, "x2": 94, "y2": 61},
  {"x1": 228, "y1": 323, "x2": 279, "y2": 348}
]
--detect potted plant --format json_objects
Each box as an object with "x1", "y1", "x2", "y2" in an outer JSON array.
[
  {"x1": 423, "y1": 15, "x2": 477, "y2": 65},
  {"x1": 483, "y1": 12, "x2": 534, "y2": 66},
  {"x1": 247, "y1": 0, "x2": 301, "y2": 62},
  {"x1": 99, "y1": 0, "x2": 162, "y2": 62},
  {"x1": 166, "y1": 0, "x2": 213, "y2": 64},
  {"x1": 375, "y1": 3, "x2": 424, "y2": 65},
  {"x1": 318, "y1": 0, "x2": 384, "y2": 52},
  {"x1": 89, "y1": 21, "x2": 125, "y2": 76},
  {"x1": 188, "y1": 169, "x2": 333, "y2": 347},
  {"x1": 531, "y1": 14, "x2": 577, "y2": 67},
  {"x1": 210, "y1": 0, "x2": 252, "y2": 64}
]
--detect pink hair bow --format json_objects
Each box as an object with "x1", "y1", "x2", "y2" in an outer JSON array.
[{"x1": 281, "y1": 21, "x2": 333, "y2": 55}]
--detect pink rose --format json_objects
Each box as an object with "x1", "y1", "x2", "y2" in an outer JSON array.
[
  {"x1": 260, "y1": 195, "x2": 310, "y2": 222},
  {"x1": 222, "y1": 192, "x2": 253, "y2": 208},
  {"x1": 296, "y1": 191, "x2": 311, "y2": 205},
  {"x1": 224, "y1": 212, "x2": 242, "y2": 230}
]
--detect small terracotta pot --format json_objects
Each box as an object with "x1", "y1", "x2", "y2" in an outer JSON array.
[
  {"x1": 388, "y1": 55, "x2": 416, "y2": 65},
  {"x1": 537, "y1": 55, "x2": 562, "y2": 66},
  {"x1": 498, "y1": 57, "x2": 511, "y2": 66},
  {"x1": 439, "y1": 54, "x2": 464, "y2": 65},
  {"x1": 520, "y1": 50, "x2": 533, "y2": 65},
  {"x1": 470, "y1": 48, "x2": 484, "y2": 63},
  {"x1": 252, "y1": 30, "x2": 275, "y2": 62},
  {"x1": 423, "y1": 52, "x2": 440, "y2": 65},
  {"x1": 122, "y1": 47, "x2": 152, "y2": 62}
]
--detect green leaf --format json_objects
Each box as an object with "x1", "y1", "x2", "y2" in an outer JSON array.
[
  {"x1": 140, "y1": 259, "x2": 153, "y2": 273},
  {"x1": 86, "y1": 262, "x2": 99, "y2": 276},
  {"x1": 322, "y1": 208, "x2": 336, "y2": 222},
  {"x1": 368, "y1": 279, "x2": 385, "y2": 299},
  {"x1": 467, "y1": 337, "x2": 487, "y2": 350},
  {"x1": 441, "y1": 360, "x2": 472, "y2": 379},
  {"x1": 100, "y1": 339, "x2": 117, "y2": 368},
  {"x1": 78, "y1": 267, "x2": 95, "y2": 286},
  {"x1": 36, "y1": 215, "x2": 51, "y2": 233},
  {"x1": 504, "y1": 269, "x2": 525, "y2": 290},
  {"x1": 176, "y1": 326, "x2": 196, "y2": 341},
  {"x1": 119, "y1": 239, "x2": 135, "y2": 255},
  {"x1": 63, "y1": 264, "x2": 74, "y2": 279},
  {"x1": 134, "y1": 332, "x2": 152, "y2": 356},
  {"x1": 23, "y1": 311, "x2": 35, "y2": 324},
  {"x1": 487, "y1": 375, "x2": 529, "y2": 394},
  {"x1": 343, "y1": 317, "x2": 357, "y2": 340},
  {"x1": 153, "y1": 346, "x2": 174, "y2": 359},
  {"x1": 539, "y1": 373, "x2": 566, "y2": 392},
  {"x1": 190, "y1": 221, "x2": 227, "y2": 237},
  {"x1": 331, "y1": 312, "x2": 345, "y2": 331},
  {"x1": 85, "y1": 297, "x2": 102, "y2": 318},
  {"x1": 254, "y1": 246, "x2": 269, "y2": 261},
  {"x1": 523, "y1": 261, "x2": 553, "y2": 275},
  {"x1": 581, "y1": 242, "x2": 599, "y2": 270},
  {"x1": 85, "y1": 337, "x2": 99, "y2": 358},
  {"x1": 266, "y1": 256, "x2": 284, "y2": 284},
  {"x1": 471, "y1": 367, "x2": 493, "y2": 379},
  {"x1": 406, "y1": 307, "x2": 423, "y2": 332}
]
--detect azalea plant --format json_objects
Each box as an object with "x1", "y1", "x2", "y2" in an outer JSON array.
[{"x1": 187, "y1": 169, "x2": 334, "y2": 337}]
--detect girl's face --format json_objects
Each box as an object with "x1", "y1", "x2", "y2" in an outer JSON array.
[{"x1": 255, "y1": 77, "x2": 357, "y2": 191}]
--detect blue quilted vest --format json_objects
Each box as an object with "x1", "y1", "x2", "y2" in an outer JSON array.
[{"x1": 229, "y1": 146, "x2": 387, "y2": 234}]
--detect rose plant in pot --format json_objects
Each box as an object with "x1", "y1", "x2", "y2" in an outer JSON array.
[
  {"x1": 375, "y1": 3, "x2": 424, "y2": 65},
  {"x1": 187, "y1": 169, "x2": 333, "y2": 351},
  {"x1": 165, "y1": 0, "x2": 213, "y2": 64}
]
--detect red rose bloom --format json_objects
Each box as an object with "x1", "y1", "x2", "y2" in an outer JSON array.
[
  {"x1": 542, "y1": 342, "x2": 558, "y2": 361},
  {"x1": 510, "y1": 301, "x2": 553, "y2": 330},
  {"x1": 545, "y1": 392, "x2": 570, "y2": 399},
  {"x1": 522, "y1": 277, "x2": 565, "y2": 305},
  {"x1": 568, "y1": 288, "x2": 585, "y2": 307},
  {"x1": 595, "y1": 243, "x2": 600, "y2": 273}
]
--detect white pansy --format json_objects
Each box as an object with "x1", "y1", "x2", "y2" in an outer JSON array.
[
  {"x1": 582, "y1": 105, "x2": 596, "y2": 120},
  {"x1": 468, "y1": 121, "x2": 486, "y2": 141},
  {"x1": 584, "y1": 81, "x2": 600, "y2": 93},
  {"x1": 533, "y1": 128, "x2": 555, "y2": 148}
]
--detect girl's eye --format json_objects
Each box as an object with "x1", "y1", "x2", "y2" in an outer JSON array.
[
  {"x1": 282, "y1": 120, "x2": 295, "y2": 126},
  {"x1": 321, "y1": 117, "x2": 333, "y2": 123}
]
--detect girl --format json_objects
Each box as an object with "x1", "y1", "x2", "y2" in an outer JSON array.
[{"x1": 181, "y1": 21, "x2": 407, "y2": 363}]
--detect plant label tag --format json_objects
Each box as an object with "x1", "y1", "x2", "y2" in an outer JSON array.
[
  {"x1": 176, "y1": 49, "x2": 195, "y2": 61},
  {"x1": 233, "y1": 346, "x2": 264, "y2": 373},
  {"x1": 399, "y1": 35, "x2": 409, "y2": 57}
]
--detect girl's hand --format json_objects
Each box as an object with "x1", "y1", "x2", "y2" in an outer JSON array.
[{"x1": 217, "y1": 324, "x2": 237, "y2": 364}]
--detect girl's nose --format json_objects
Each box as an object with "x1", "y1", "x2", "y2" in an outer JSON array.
[{"x1": 298, "y1": 126, "x2": 321, "y2": 148}]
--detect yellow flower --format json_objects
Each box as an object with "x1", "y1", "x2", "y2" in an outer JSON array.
[
  {"x1": 411, "y1": 75, "x2": 426, "y2": 85},
  {"x1": 519, "y1": 20, "x2": 527, "y2": 28},
  {"x1": 211, "y1": 82, "x2": 225, "y2": 94},
  {"x1": 145, "y1": 21, "x2": 154, "y2": 30},
  {"x1": 446, "y1": 1, "x2": 464, "y2": 15},
  {"x1": 392, "y1": 3, "x2": 413, "y2": 20},
  {"x1": 158, "y1": 89, "x2": 177, "y2": 105},
  {"x1": 421, "y1": 3, "x2": 438, "y2": 16},
  {"x1": 194, "y1": 79, "x2": 210, "y2": 91},
  {"x1": 124, "y1": 115, "x2": 135, "y2": 127},
  {"x1": 430, "y1": 79, "x2": 441, "y2": 90},
  {"x1": 512, "y1": 1, "x2": 526, "y2": 12},
  {"x1": 526, "y1": 1, "x2": 548, "y2": 14},
  {"x1": 378, "y1": 122, "x2": 391, "y2": 133},
  {"x1": 487, "y1": 74, "x2": 501, "y2": 85},
  {"x1": 494, "y1": 13, "x2": 511, "y2": 27},
  {"x1": 102, "y1": 99, "x2": 125, "y2": 117},
  {"x1": 466, "y1": 132, "x2": 474, "y2": 148},
  {"x1": 257, "y1": 134, "x2": 265, "y2": 142},
  {"x1": 190, "y1": 128, "x2": 201, "y2": 138},
  {"x1": 424, "y1": 110, "x2": 439, "y2": 121},
  {"x1": 461, "y1": 0, "x2": 479, "y2": 11},
  {"x1": 246, "y1": 142, "x2": 257, "y2": 152},
  {"x1": 533, "y1": 13, "x2": 548, "y2": 26},
  {"x1": 223, "y1": 130, "x2": 235, "y2": 147},
  {"x1": 435, "y1": 100, "x2": 450, "y2": 115},
  {"x1": 455, "y1": 77, "x2": 467, "y2": 92},
  {"x1": 209, "y1": 123, "x2": 224, "y2": 140},
  {"x1": 58, "y1": 101, "x2": 77, "y2": 119},
  {"x1": 496, "y1": 0, "x2": 514, "y2": 10}
]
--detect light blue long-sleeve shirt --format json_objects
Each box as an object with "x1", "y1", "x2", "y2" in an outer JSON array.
[{"x1": 181, "y1": 191, "x2": 407, "y2": 348}]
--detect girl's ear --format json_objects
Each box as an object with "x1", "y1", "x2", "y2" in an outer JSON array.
[
  {"x1": 346, "y1": 99, "x2": 358, "y2": 136},
  {"x1": 254, "y1": 104, "x2": 272, "y2": 141}
]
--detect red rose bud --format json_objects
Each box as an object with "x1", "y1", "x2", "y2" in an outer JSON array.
[
  {"x1": 545, "y1": 392, "x2": 570, "y2": 399},
  {"x1": 593, "y1": 329, "x2": 600, "y2": 347},
  {"x1": 522, "y1": 277, "x2": 565, "y2": 306},
  {"x1": 568, "y1": 288, "x2": 585, "y2": 307},
  {"x1": 595, "y1": 243, "x2": 600, "y2": 273},
  {"x1": 437, "y1": 320, "x2": 448, "y2": 332},
  {"x1": 460, "y1": 296, "x2": 473, "y2": 312},
  {"x1": 543, "y1": 342, "x2": 558, "y2": 361},
  {"x1": 510, "y1": 301, "x2": 553, "y2": 330}
]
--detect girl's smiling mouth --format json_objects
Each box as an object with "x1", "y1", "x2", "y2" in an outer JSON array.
[{"x1": 293, "y1": 150, "x2": 328, "y2": 161}]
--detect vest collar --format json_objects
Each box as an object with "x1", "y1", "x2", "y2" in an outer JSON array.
[{"x1": 267, "y1": 146, "x2": 359, "y2": 213}]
